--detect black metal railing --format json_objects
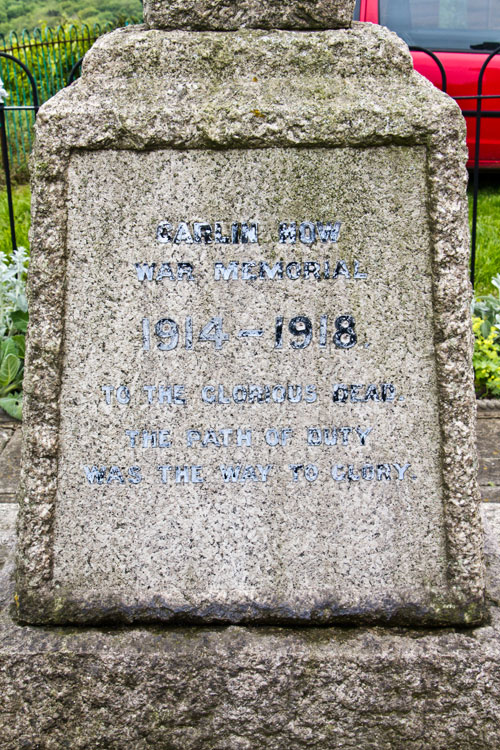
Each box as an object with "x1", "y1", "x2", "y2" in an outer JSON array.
[
  {"x1": 67, "y1": 57, "x2": 83, "y2": 87},
  {"x1": 409, "y1": 46, "x2": 448, "y2": 93},
  {"x1": 0, "y1": 51, "x2": 81, "y2": 257},
  {"x1": 0, "y1": 51, "x2": 39, "y2": 253},
  {"x1": 1, "y1": 47, "x2": 500, "y2": 288},
  {"x1": 409, "y1": 45, "x2": 500, "y2": 288},
  {"x1": 469, "y1": 47, "x2": 500, "y2": 289}
]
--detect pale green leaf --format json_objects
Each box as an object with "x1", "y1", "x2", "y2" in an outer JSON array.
[
  {"x1": 0, "y1": 353, "x2": 20, "y2": 388},
  {"x1": 0, "y1": 395, "x2": 22, "y2": 421}
]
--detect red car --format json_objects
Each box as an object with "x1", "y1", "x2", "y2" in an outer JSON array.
[{"x1": 354, "y1": 0, "x2": 500, "y2": 167}]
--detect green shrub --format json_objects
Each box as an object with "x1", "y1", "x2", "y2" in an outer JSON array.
[
  {"x1": 472, "y1": 274, "x2": 500, "y2": 398},
  {"x1": 472, "y1": 316, "x2": 500, "y2": 397},
  {"x1": 0, "y1": 1, "x2": 143, "y2": 37},
  {"x1": 0, "y1": 14, "x2": 142, "y2": 177}
]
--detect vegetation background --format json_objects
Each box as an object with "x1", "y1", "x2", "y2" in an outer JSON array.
[{"x1": 0, "y1": 0, "x2": 143, "y2": 37}]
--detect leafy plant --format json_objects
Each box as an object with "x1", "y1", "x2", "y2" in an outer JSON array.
[
  {"x1": 472, "y1": 274, "x2": 500, "y2": 398},
  {"x1": 472, "y1": 316, "x2": 500, "y2": 398},
  {"x1": 472, "y1": 273, "x2": 500, "y2": 338},
  {"x1": 0, "y1": 334, "x2": 24, "y2": 419},
  {"x1": 0, "y1": 246, "x2": 29, "y2": 420}
]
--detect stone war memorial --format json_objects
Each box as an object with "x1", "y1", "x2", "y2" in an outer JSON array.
[{"x1": 2, "y1": 0, "x2": 500, "y2": 747}]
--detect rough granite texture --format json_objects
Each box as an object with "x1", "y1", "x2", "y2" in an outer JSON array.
[
  {"x1": 1, "y1": 506, "x2": 500, "y2": 749},
  {"x1": 51, "y1": 144, "x2": 450, "y2": 626},
  {"x1": 17, "y1": 23, "x2": 485, "y2": 625},
  {"x1": 144, "y1": 0, "x2": 356, "y2": 30}
]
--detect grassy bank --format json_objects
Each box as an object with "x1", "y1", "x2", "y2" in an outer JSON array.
[
  {"x1": 0, "y1": 185, "x2": 31, "y2": 260},
  {"x1": 470, "y1": 176, "x2": 500, "y2": 296}
]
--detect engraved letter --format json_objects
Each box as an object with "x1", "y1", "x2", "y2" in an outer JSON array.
[
  {"x1": 279, "y1": 222, "x2": 297, "y2": 244},
  {"x1": 316, "y1": 221, "x2": 341, "y2": 243}
]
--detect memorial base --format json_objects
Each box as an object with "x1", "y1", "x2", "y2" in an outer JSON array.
[{"x1": 1, "y1": 507, "x2": 500, "y2": 750}]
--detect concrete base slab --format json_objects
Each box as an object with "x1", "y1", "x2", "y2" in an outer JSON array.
[{"x1": 0, "y1": 506, "x2": 499, "y2": 749}]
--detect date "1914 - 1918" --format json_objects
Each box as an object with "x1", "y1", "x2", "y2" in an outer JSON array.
[{"x1": 141, "y1": 315, "x2": 357, "y2": 352}]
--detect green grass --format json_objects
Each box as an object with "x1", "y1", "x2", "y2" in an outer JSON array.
[
  {"x1": 469, "y1": 176, "x2": 500, "y2": 296},
  {"x1": 0, "y1": 184, "x2": 31, "y2": 260}
]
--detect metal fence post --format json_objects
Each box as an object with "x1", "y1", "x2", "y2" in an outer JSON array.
[
  {"x1": 67, "y1": 57, "x2": 83, "y2": 86},
  {"x1": 0, "y1": 52, "x2": 39, "y2": 255},
  {"x1": 409, "y1": 47, "x2": 447, "y2": 93}
]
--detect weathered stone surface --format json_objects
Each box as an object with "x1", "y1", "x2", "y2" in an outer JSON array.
[
  {"x1": 17, "y1": 23, "x2": 484, "y2": 625},
  {"x1": 477, "y1": 409, "x2": 500, "y2": 494},
  {"x1": 50, "y1": 144, "x2": 454, "y2": 626},
  {"x1": 2, "y1": 506, "x2": 500, "y2": 749},
  {"x1": 0, "y1": 424, "x2": 22, "y2": 505},
  {"x1": 0, "y1": 428, "x2": 11, "y2": 455},
  {"x1": 144, "y1": 0, "x2": 356, "y2": 30},
  {"x1": 0, "y1": 428, "x2": 22, "y2": 499},
  {"x1": 0, "y1": 504, "x2": 16, "y2": 570},
  {"x1": 483, "y1": 504, "x2": 500, "y2": 605}
]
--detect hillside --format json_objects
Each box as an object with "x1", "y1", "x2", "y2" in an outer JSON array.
[{"x1": 0, "y1": 0, "x2": 143, "y2": 37}]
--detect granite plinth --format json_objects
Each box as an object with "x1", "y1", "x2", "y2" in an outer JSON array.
[{"x1": 1, "y1": 506, "x2": 500, "y2": 749}]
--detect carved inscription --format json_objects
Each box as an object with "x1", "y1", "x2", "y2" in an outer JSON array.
[
  {"x1": 48, "y1": 144, "x2": 451, "y2": 619},
  {"x1": 80, "y1": 217, "x2": 413, "y2": 489}
]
